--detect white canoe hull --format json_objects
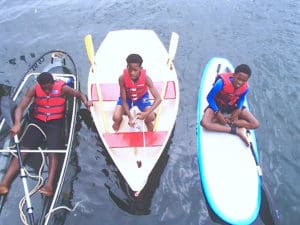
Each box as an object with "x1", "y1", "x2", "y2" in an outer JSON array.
[{"x1": 87, "y1": 30, "x2": 179, "y2": 193}]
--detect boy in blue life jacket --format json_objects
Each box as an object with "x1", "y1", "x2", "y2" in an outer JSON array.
[{"x1": 200, "y1": 64, "x2": 259, "y2": 146}]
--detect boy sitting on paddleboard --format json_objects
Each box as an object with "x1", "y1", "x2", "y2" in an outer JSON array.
[
  {"x1": 200, "y1": 64, "x2": 259, "y2": 146},
  {"x1": 112, "y1": 54, "x2": 161, "y2": 132}
]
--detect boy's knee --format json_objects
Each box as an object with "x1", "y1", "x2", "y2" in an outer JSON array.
[
  {"x1": 200, "y1": 119, "x2": 206, "y2": 128},
  {"x1": 253, "y1": 120, "x2": 260, "y2": 129}
]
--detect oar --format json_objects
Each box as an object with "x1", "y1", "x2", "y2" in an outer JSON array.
[
  {"x1": 84, "y1": 34, "x2": 109, "y2": 132},
  {"x1": 0, "y1": 96, "x2": 35, "y2": 225},
  {"x1": 167, "y1": 32, "x2": 179, "y2": 70},
  {"x1": 153, "y1": 32, "x2": 179, "y2": 131},
  {"x1": 246, "y1": 131, "x2": 280, "y2": 224}
]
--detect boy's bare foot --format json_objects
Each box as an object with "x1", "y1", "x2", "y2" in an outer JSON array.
[
  {"x1": 0, "y1": 184, "x2": 9, "y2": 195},
  {"x1": 230, "y1": 126, "x2": 250, "y2": 146},
  {"x1": 145, "y1": 122, "x2": 153, "y2": 131},
  {"x1": 236, "y1": 127, "x2": 250, "y2": 146},
  {"x1": 38, "y1": 185, "x2": 53, "y2": 197},
  {"x1": 112, "y1": 123, "x2": 120, "y2": 132}
]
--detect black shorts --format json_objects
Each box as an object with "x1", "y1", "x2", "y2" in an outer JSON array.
[
  {"x1": 21, "y1": 118, "x2": 65, "y2": 149},
  {"x1": 216, "y1": 104, "x2": 245, "y2": 114}
]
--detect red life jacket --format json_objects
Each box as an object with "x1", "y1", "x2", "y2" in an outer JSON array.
[
  {"x1": 33, "y1": 80, "x2": 66, "y2": 122},
  {"x1": 123, "y1": 69, "x2": 148, "y2": 101},
  {"x1": 214, "y1": 72, "x2": 248, "y2": 107}
]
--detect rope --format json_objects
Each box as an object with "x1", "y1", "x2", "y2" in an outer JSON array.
[
  {"x1": 19, "y1": 148, "x2": 46, "y2": 225},
  {"x1": 44, "y1": 200, "x2": 83, "y2": 220},
  {"x1": 16, "y1": 123, "x2": 47, "y2": 225},
  {"x1": 142, "y1": 122, "x2": 146, "y2": 149},
  {"x1": 11, "y1": 123, "x2": 82, "y2": 224}
]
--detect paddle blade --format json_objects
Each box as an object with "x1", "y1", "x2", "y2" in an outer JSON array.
[
  {"x1": 167, "y1": 32, "x2": 179, "y2": 69},
  {"x1": 84, "y1": 34, "x2": 95, "y2": 66}
]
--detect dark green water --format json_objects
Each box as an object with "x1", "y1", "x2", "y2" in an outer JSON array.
[{"x1": 0, "y1": 0, "x2": 299, "y2": 224}]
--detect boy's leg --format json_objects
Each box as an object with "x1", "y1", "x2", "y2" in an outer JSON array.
[
  {"x1": 0, "y1": 152, "x2": 28, "y2": 194},
  {"x1": 143, "y1": 106, "x2": 155, "y2": 131},
  {"x1": 234, "y1": 109, "x2": 259, "y2": 129},
  {"x1": 200, "y1": 107, "x2": 231, "y2": 132},
  {"x1": 0, "y1": 123, "x2": 43, "y2": 195},
  {"x1": 112, "y1": 97, "x2": 126, "y2": 131},
  {"x1": 112, "y1": 105, "x2": 125, "y2": 131},
  {"x1": 38, "y1": 153, "x2": 58, "y2": 196},
  {"x1": 137, "y1": 93, "x2": 154, "y2": 131},
  {"x1": 201, "y1": 107, "x2": 249, "y2": 146},
  {"x1": 39, "y1": 119, "x2": 63, "y2": 197}
]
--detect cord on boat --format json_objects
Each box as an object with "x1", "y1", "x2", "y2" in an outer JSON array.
[
  {"x1": 44, "y1": 200, "x2": 83, "y2": 220},
  {"x1": 7, "y1": 122, "x2": 82, "y2": 224},
  {"x1": 7, "y1": 123, "x2": 47, "y2": 225},
  {"x1": 19, "y1": 124, "x2": 47, "y2": 225},
  {"x1": 19, "y1": 147, "x2": 46, "y2": 225}
]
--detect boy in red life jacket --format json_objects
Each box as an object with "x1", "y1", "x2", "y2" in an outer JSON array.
[
  {"x1": 0, "y1": 72, "x2": 93, "y2": 196},
  {"x1": 112, "y1": 54, "x2": 162, "y2": 132},
  {"x1": 200, "y1": 64, "x2": 259, "y2": 146}
]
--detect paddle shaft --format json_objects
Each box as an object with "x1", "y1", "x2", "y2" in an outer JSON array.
[
  {"x1": 154, "y1": 32, "x2": 179, "y2": 131},
  {"x1": 84, "y1": 34, "x2": 109, "y2": 132},
  {"x1": 14, "y1": 135, "x2": 35, "y2": 225}
]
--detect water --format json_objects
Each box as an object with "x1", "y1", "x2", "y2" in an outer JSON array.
[{"x1": 0, "y1": 0, "x2": 299, "y2": 224}]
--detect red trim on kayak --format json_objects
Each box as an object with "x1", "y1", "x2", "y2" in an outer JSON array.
[
  {"x1": 103, "y1": 131, "x2": 168, "y2": 148},
  {"x1": 91, "y1": 81, "x2": 176, "y2": 101}
]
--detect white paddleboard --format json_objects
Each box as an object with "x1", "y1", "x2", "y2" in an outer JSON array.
[{"x1": 196, "y1": 57, "x2": 261, "y2": 224}]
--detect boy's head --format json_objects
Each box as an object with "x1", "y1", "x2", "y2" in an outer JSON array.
[
  {"x1": 126, "y1": 54, "x2": 143, "y2": 82},
  {"x1": 234, "y1": 64, "x2": 251, "y2": 78},
  {"x1": 126, "y1": 54, "x2": 143, "y2": 66},
  {"x1": 232, "y1": 64, "x2": 251, "y2": 89},
  {"x1": 37, "y1": 72, "x2": 55, "y2": 95}
]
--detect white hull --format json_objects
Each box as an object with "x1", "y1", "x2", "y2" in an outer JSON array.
[{"x1": 87, "y1": 30, "x2": 179, "y2": 193}]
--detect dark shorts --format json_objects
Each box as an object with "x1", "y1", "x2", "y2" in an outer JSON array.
[
  {"x1": 214, "y1": 104, "x2": 245, "y2": 114},
  {"x1": 116, "y1": 92, "x2": 152, "y2": 112},
  {"x1": 21, "y1": 118, "x2": 65, "y2": 149}
]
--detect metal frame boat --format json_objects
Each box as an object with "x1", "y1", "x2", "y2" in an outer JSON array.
[{"x1": 0, "y1": 50, "x2": 79, "y2": 225}]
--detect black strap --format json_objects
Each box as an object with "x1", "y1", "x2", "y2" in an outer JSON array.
[{"x1": 230, "y1": 125, "x2": 237, "y2": 134}]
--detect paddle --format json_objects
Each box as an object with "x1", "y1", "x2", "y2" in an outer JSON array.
[
  {"x1": 247, "y1": 131, "x2": 280, "y2": 224},
  {"x1": 167, "y1": 32, "x2": 179, "y2": 70},
  {"x1": 0, "y1": 96, "x2": 35, "y2": 225},
  {"x1": 153, "y1": 32, "x2": 179, "y2": 131},
  {"x1": 84, "y1": 34, "x2": 109, "y2": 132}
]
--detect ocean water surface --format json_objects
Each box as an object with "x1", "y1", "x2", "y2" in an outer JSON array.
[{"x1": 0, "y1": 0, "x2": 299, "y2": 224}]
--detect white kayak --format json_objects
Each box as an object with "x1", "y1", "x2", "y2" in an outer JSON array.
[
  {"x1": 85, "y1": 30, "x2": 180, "y2": 195},
  {"x1": 196, "y1": 57, "x2": 261, "y2": 224}
]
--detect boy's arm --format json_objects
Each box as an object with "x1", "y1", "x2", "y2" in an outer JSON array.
[
  {"x1": 119, "y1": 76, "x2": 133, "y2": 122},
  {"x1": 206, "y1": 79, "x2": 223, "y2": 112},
  {"x1": 62, "y1": 85, "x2": 92, "y2": 109},
  {"x1": 236, "y1": 88, "x2": 249, "y2": 109},
  {"x1": 146, "y1": 76, "x2": 162, "y2": 114},
  {"x1": 11, "y1": 86, "x2": 35, "y2": 135}
]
